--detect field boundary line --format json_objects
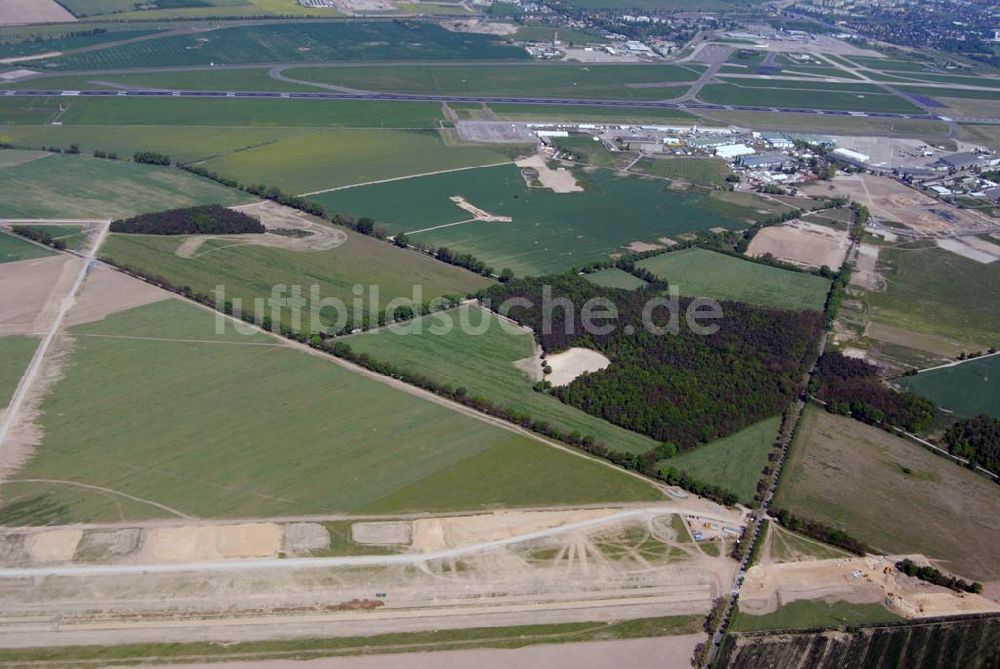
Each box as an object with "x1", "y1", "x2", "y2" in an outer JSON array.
[
  {"x1": 910, "y1": 350, "x2": 1000, "y2": 374},
  {"x1": 406, "y1": 218, "x2": 479, "y2": 235},
  {"x1": 73, "y1": 333, "x2": 288, "y2": 347},
  {"x1": 4, "y1": 479, "x2": 191, "y2": 519},
  {"x1": 298, "y1": 161, "x2": 514, "y2": 196}
]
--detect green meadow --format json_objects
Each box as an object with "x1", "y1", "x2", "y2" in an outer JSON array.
[
  {"x1": 897, "y1": 355, "x2": 1000, "y2": 419},
  {"x1": 0, "y1": 337, "x2": 38, "y2": 409},
  {"x1": 0, "y1": 230, "x2": 54, "y2": 264}
]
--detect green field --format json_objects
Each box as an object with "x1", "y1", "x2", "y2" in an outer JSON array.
[
  {"x1": 44, "y1": 22, "x2": 527, "y2": 70},
  {"x1": 475, "y1": 103, "x2": 696, "y2": 124},
  {"x1": 0, "y1": 230, "x2": 54, "y2": 264},
  {"x1": 56, "y1": 0, "x2": 248, "y2": 17},
  {"x1": 0, "y1": 29, "x2": 164, "y2": 59},
  {"x1": 100, "y1": 227, "x2": 491, "y2": 333},
  {"x1": 11, "y1": 224, "x2": 87, "y2": 251},
  {"x1": 768, "y1": 525, "x2": 852, "y2": 563},
  {"x1": 0, "y1": 337, "x2": 37, "y2": 409},
  {"x1": 774, "y1": 408, "x2": 1000, "y2": 581},
  {"x1": 897, "y1": 355, "x2": 1000, "y2": 419},
  {"x1": 637, "y1": 248, "x2": 831, "y2": 311},
  {"x1": 633, "y1": 156, "x2": 733, "y2": 187},
  {"x1": 346, "y1": 304, "x2": 658, "y2": 455},
  {"x1": 202, "y1": 130, "x2": 516, "y2": 194},
  {"x1": 0, "y1": 69, "x2": 319, "y2": 92},
  {"x1": 659, "y1": 416, "x2": 780, "y2": 503},
  {"x1": 0, "y1": 154, "x2": 252, "y2": 219},
  {"x1": 868, "y1": 243, "x2": 1000, "y2": 350},
  {"x1": 0, "y1": 299, "x2": 658, "y2": 524},
  {"x1": 310, "y1": 165, "x2": 778, "y2": 276},
  {"x1": 733, "y1": 600, "x2": 902, "y2": 632},
  {"x1": 283, "y1": 64, "x2": 702, "y2": 100},
  {"x1": 583, "y1": 268, "x2": 648, "y2": 290},
  {"x1": 701, "y1": 82, "x2": 921, "y2": 114}
]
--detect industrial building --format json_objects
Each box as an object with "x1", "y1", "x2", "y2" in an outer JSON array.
[
  {"x1": 936, "y1": 152, "x2": 983, "y2": 171},
  {"x1": 715, "y1": 144, "x2": 755, "y2": 159},
  {"x1": 760, "y1": 132, "x2": 795, "y2": 149},
  {"x1": 738, "y1": 154, "x2": 796, "y2": 170},
  {"x1": 831, "y1": 147, "x2": 870, "y2": 168}
]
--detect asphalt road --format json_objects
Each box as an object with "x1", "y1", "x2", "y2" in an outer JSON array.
[{"x1": 2, "y1": 88, "x2": 974, "y2": 122}]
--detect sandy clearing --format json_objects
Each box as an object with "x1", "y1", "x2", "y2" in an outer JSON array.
[
  {"x1": 0, "y1": 0, "x2": 75, "y2": 26},
  {"x1": 0, "y1": 254, "x2": 80, "y2": 336},
  {"x1": 412, "y1": 509, "x2": 619, "y2": 553},
  {"x1": 626, "y1": 241, "x2": 662, "y2": 253},
  {"x1": 352, "y1": 521, "x2": 412, "y2": 545},
  {"x1": 747, "y1": 220, "x2": 850, "y2": 269},
  {"x1": 0, "y1": 68, "x2": 37, "y2": 81},
  {"x1": 545, "y1": 347, "x2": 611, "y2": 387},
  {"x1": 282, "y1": 523, "x2": 330, "y2": 555},
  {"x1": 513, "y1": 345, "x2": 544, "y2": 382},
  {"x1": 140, "y1": 523, "x2": 282, "y2": 562},
  {"x1": 23, "y1": 529, "x2": 82, "y2": 563},
  {"x1": 960, "y1": 235, "x2": 1000, "y2": 257},
  {"x1": 441, "y1": 19, "x2": 518, "y2": 36},
  {"x1": 935, "y1": 238, "x2": 998, "y2": 264},
  {"x1": 850, "y1": 242, "x2": 881, "y2": 290},
  {"x1": 516, "y1": 155, "x2": 583, "y2": 193},
  {"x1": 448, "y1": 195, "x2": 512, "y2": 223},
  {"x1": 64, "y1": 265, "x2": 170, "y2": 327}
]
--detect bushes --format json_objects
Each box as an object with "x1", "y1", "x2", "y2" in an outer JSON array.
[
  {"x1": 110, "y1": 205, "x2": 265, "y2": 236},
  {"x1": 772, "y1": 508, "x2": 871, "y2": 555},
  {"x1": 896, "y1": 558, "x2": 982, "y2": 594},
  {"x1": 11, "y1": 225, "x2": 65, "y2": 250},
  {"x1": 133, "y1": 151, "x2": 171, "y2": 166}
]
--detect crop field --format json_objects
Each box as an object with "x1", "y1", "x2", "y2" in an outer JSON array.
[
  {"x1": 311, "y1": 165, "x2": 772, "y2": 276},
  {"x1": 0, "y1": 29, "x2": 165, "y2": 59},
  {"x1": 768, "y1": 525, "x2": 851, "y2": 563},
  {"x1": 897, "y1": 355, "x2": 1000, "y2": 419},
  {"x1": 700, "y1": 82, "x2": 921, "y2": 114},
  {"x1": 658, "y1": 416, "x2": 780, "y2": 504},
  {"x1": 0, "y1": 230, "x2": 54, "y2": 264},
  {"x1": 633, "y1": 156, "x2": 733, "y2": 187},
  {"x1": 283, "y1": 63, "x2": 702, "y2": 100},
  {"x1": 0, "y1": 299, "x2": 658, "y2": 524},
  {"x1": 0, "y1": 154, "x2": 253, "y2": 219},
  {"x1": 100, "y1": 226, "x2": 491, "y2": 332},
  {"x1": 346, "y1": 304, "x2": 658, "y2": 454},
  {"x1": 637, "y1": 248, "x2": 831, "y2": 311},
  {"x1": 733, "y1": 600, "x2": 902, "y2": 632},
  {"x1": 774, "y1": 408, "x2": 1000, "y2": 581},
  {"x1": 45, "y1": 22, "x2": 528, "y2": 70},
  {"x1": 868, "y1": 242, "x2": 1000, "y2": 350},
  {"x1": 202, "y1": 130, "x2": 515, "y2": 194},
  {"x1": 584, "y1": 268, "x2": 648, "y2": 290},
  {"x1": 0, "y1": 336, "x2": 37, "y2": 409}
]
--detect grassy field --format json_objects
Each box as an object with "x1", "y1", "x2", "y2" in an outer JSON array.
[
  {"x1": 733, "y1": 600, "x2": 902, "y2": 632},
  {"x1": 768, "y1": 524, "x2": 852, "y2": 563},
  {"x1": 0, "y1": 299, "x2": 659, "y2": 524},
  {"x1": 633, "y1": 157, "x2": 733, "y2": 187},
  {"x1": 100, "y1": 227, "x2": 491, "y2": 333},
  {"x1": 477, "y1": 103, "x2": 697, "y2": 124},
  {"x1": 868, "y1": 242, "x2": 1000, "y2": 350},
  {"x1": 0, "y1": 69, "x2": 320, "y2": 92},
  {"x1": 701, "y1": 82, "x2": 921, "y2": 114},
  {"x1": 0, "y1": 29, "x2": 165, "y2": 59},
  {"x1": 583, "y1": 268, "x2": 648, "y2": 290},
  {"x1": 0, "y1": 336, "x2": 37, "y2": 409},
  {"x1": 774, "y1": 408, "x2": 1000, "y2": 581},
  {"x1": 346, "y1": 304, "x2": 658, "y2": 455},
  {"x1": 0, "y1": 230, "x2": 53, "y2": 264},
  {"x1": 897, "y1": 355, "x2": 1000, "y2": 419},
  {"x1": 45, "y1": 22, "x2": 527, "y2": 70},
  {"x1": 11, "y1": 224, "x2": 87, "y2": 251},
  {"x1": 659, "y1": 416, "x2": 780, "y2": 504},
  {"x1": 0, "y1": 154, "x2": 253, "y2": 219},
  {"x1": 283, "y1": 64, "x2": 702, "y2": 100},
  {"x1": 201, "y1": 130, "x2": 515, "y2": 194},
  {"x1": 637, "y1": 248, "x2": 831, "y2": 311},
  {"x1": 310, "y1": 165, "x2": 777, "y2": 276},
  {"x1": 697, "y1": 110, "x2": 951, "y2": 140}
]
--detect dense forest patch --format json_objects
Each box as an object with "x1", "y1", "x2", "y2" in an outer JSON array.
[
  {"x1": 943, "y1": 414, "x2": 1000, "y2": 474},
  {"x1": 110, "y1": 205, "x2": 264, "y2": 236}
]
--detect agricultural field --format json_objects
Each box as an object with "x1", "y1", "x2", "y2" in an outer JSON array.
[
  {"x1": 282, "y1": 63, "x2": 703, "y2": 100},
  {"x1": 0, "y1": 336, "x2": 37, "y2": 409},
  {"x1": 0, "y1": 153, "x2": 253, "y2": 219},
  {"x1": 99, "y1": 224, "x2": 491, "y2": 333},
  {"x1": 633, "y1": 156, "x2": 733, "y2": 188},
  {"x1": 0, "y1": 29, "x2": 165, "y2": 60},
  {"x1": 583, "y1": 268, "x2": 648, "y2": 290},
  {"x1": 0, "y1": 68, "x2": 319, "y2": 92},
  {"x1": 637, "y1": 248, "x2": 831, "y2": 311},
  {"x1": 767, "y1": 524, "x2": 852, "y2": 563},
  {"x1": 0, "y1": 230, "x2": 53, "y2": 264},
  {"x1": 700, "y1": 81, "x2": 922, "y2": 114},
  {"x1": 774, "y1": 408, "x2": 1000, "y2": 581},
  {"x1": 897, "y1": 355, "x2": 1000, "y2": 419},
  {"x1": 9, "y1": 224, "x2": 87, "y2": 251},
  {"x1": 733, "y1": 600, "x2": 902, "y2": 632},
  {"x1": 0, "y1": 298, "x2": 659, "y2": 524},
  {"x1": 345, "y1": 304, "x2": 659, "y2": 455},
  {"x1": 311, "y1": 164, "x2": 777, "y2": 276},
  {"x1": 867, "y1": 242, "x2": 1000, "y2": 351},
  {"x1": 44, "y1": 22, "x2": 528, "y2": 70},
  {"x1": 658, "y1": 416, "x2": 780, "y2": 504}
]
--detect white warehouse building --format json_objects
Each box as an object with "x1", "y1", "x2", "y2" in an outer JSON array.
[{"x1": 715, "y1": 144, "x2": 756, "y2": 159}]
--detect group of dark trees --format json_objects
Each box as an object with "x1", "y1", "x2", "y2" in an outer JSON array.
[
  {"x1": 811, "y1": 352, "x2": 936, "y2": 432},
  {"x1": 483, "y1": 276, "x2": 821, "y2": 451},
  {"x1": 896, "y1": 559, "x2": 983, "y2": 594},
  {"x1": 772, "y1": 509, "x2": 871, "y2": 556},
  {"x1": 110, "y1": 205, "x2": 265, "y2": 235},
  {"x1": 11, "y1": 225, "x2": 66, "y2": 250},
  {"x1": 942, "y1": 415, "x2": 1000, "y2": 474},
  {"x1": 133, "y1": 151, "x2": 172, "y2": 166}
]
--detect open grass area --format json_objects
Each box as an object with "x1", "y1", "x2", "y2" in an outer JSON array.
[
  {"x1": 659, "y1": 416, "x2": 780, "y2": 504},
  {"x1": 0, "y1": 69, "x2": 319, "y2": 92},
  {"x1": 479, "y1": 103, "x2": 697, "y2": 124},
  {"x1": 0, "y1": 299, "x2": 659, "y2": 524},
  {"x1": 283, "y1": 64, "x2": 701, "y2": 100},
  {"x1": 633, "y1": 156, "x2": 733, "y2": 187},
  {"x1": 0, "y1": 28, "x2": 165, "y2": 60},
  {"x1": 0, "y1": 230, "x2": 53, "y2": 264},
  {"x1": 868, "y1": 242, "x2": 1000, "y2": 350},
  {"x1": 100, "y1": 226, "x2": 491, "y2": 333},
  {"x1": 44, "y1": 22, "x2": 527, "y2": 70},
  {"x1": 897, "y1": 355, "x2": 1000, "y2": 419},
  {"x1": 0, "y1": 154, "x2": 252, "y2": 219},
  {"x1": 773, "y1": 408, "x2": 1000, "y2": 581},
  {"x1": 583, "y1": 268, "x2": 648, "y2": 290},
  {"x1": 0, "y1": 336, "x2": 37, "y2": 409},
  {"x1": 637, "y1": 248, "x2": 830, "y2": 311},
  {"x1": 768, "y1": 525, "x2": 852, "y2": 563},
  {"x1": 311, "y1": 164, "x2": 778, "y2": 276},
  {"x1": 11, "y1": 224, "x2": 87, "y2": 251},
  {"x1": 700, "y1": 81, "x2": 921, "y2": 114},
  {"x1": 346, "y1": 304, "x2": 658, "y2": 455},
  {"x1": 202, "y1": 130, "x2": 515, "y2": 194},
  {"x1": 733, "y1": 599, "x2": 902, "y2": 632},
  {"x1": 696, "y1": 110, "x2": 951, "y2": 140}
]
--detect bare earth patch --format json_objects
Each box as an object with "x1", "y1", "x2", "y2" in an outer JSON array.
[
  {"x1": 746, "y1": 220, "x2": 850, "y2": 269},
  {"x1": 448, "y1": 196, "x2": 512, "y2": 223},
  {"x1": 626, "y1": 241, "x2": 662, "y2": 253},
  {"x1": 412, "y1": 509, "x2": 619, "y2": 552},
  {"x1": 0, "y1": 255, "x2": 80, "y2": 336},
  {"x1": 352, "y1": 521, "x2": 412, "y2": 546},
  {"x1": 935, "y1": 238, "x2": 998, "y2": 264},
  {"x1": 0, "y1": 0, "x2": 75, "y2": 26},
  {"x1": 139, "y1": 523, "x2": 282, "y2": 562},
  {"x1": 23, "y1": 529, "x2": 82, "y2": 563},
  {"x1": 850, "y1": 243, "x2": 882, "y2": 290},
  {"x1": 282, "y1": 523, "x2": 331, "y2": 555},
  {"x1": 441, "y1": 19, "x2": 518, "y2": 36},
  {"x1": 516, "y1": 155, "x2": 583, "y2": 193},
  {"x1": 545, "y1": 347, "x2": 611, "y2": 387}
]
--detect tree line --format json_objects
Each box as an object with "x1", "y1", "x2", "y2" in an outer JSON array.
[
  {"x1": 943, "y1": 415, "x2": 1000, "y2": 475},
  {"x1": 10, "y1": 225, "x2": 66, "y2": 250},
  {"x1": 896, "y1": 558, "x2": 983, "y2": 594},
  {"x1": 110, "y1": 205, "x2": 265, "y2": 235},
  {"x1": 771, "y1": 508, "x2": 871, "y2": 555}
]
